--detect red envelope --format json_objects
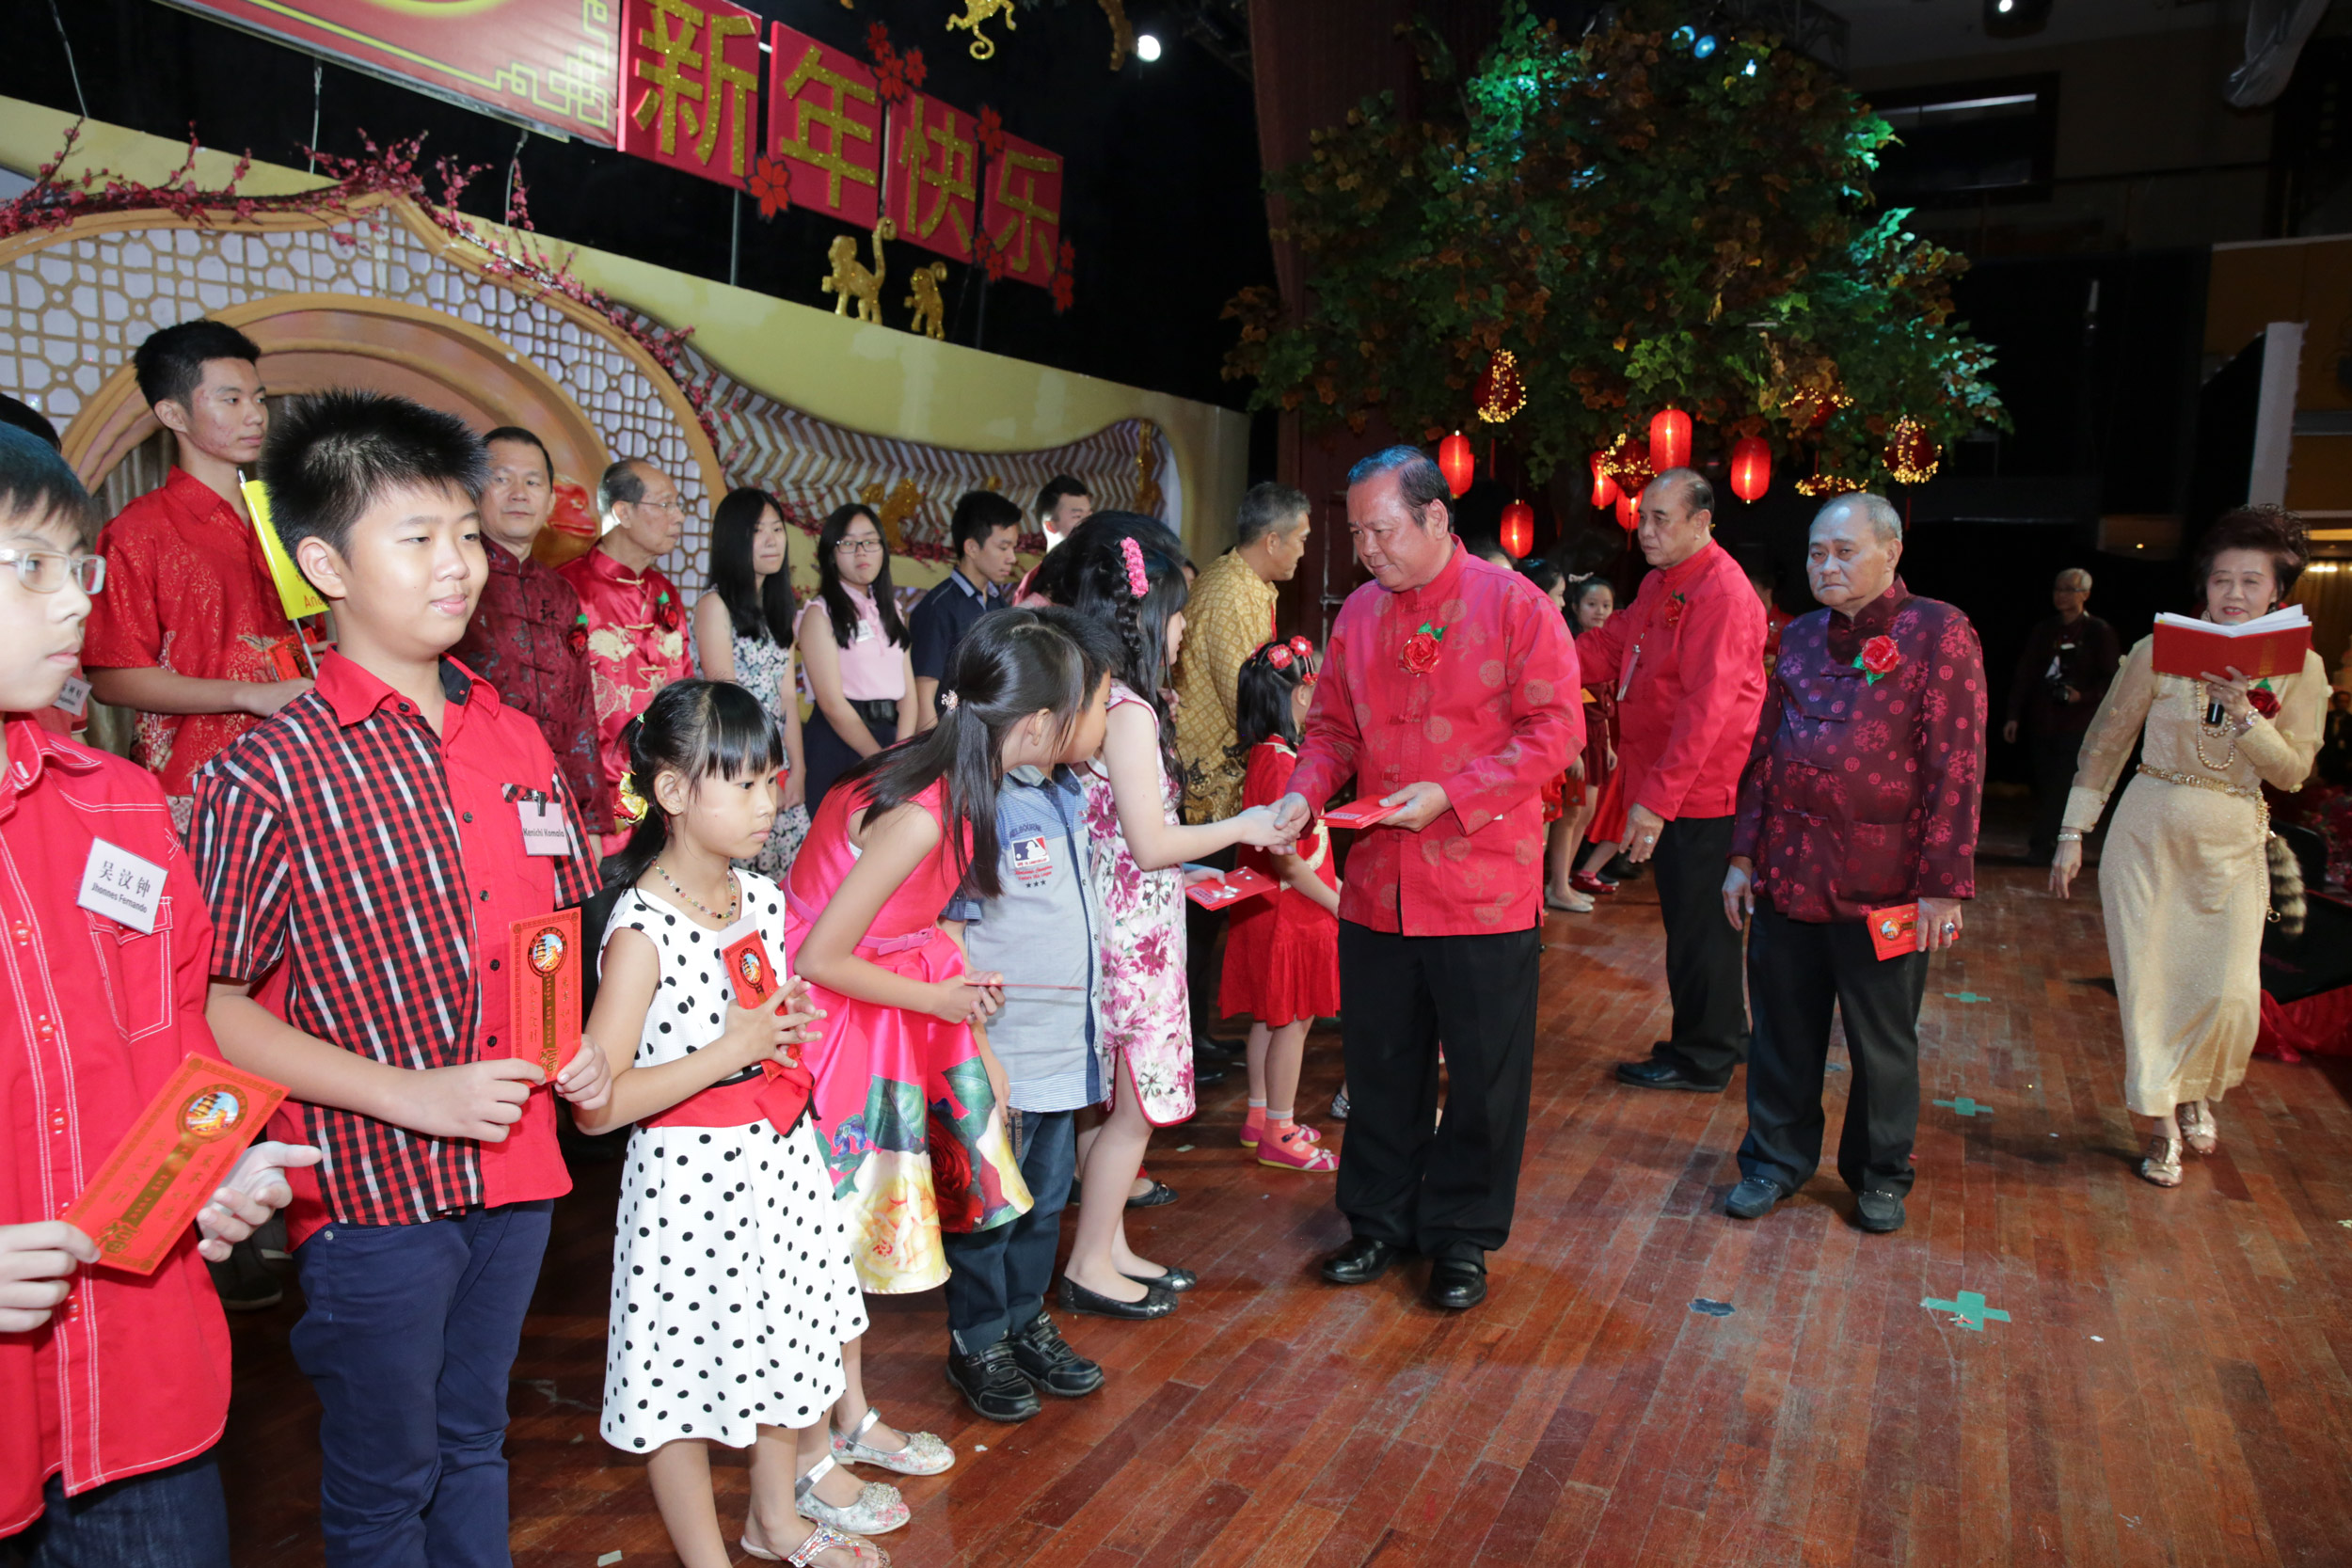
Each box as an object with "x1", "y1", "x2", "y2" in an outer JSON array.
[
  {"x1": 1321, "y1": 798, "x2": 1402, "y2": 831},
  {"x1": 723, "y1": 931, "x2": 780, "y2": 1007},
  {"x1": 64, "y1": 1053, "x2": 288, "y2": 1275},
  {"x1": 1867, "y1": 903, "x2": 1919, "y2": 961},
  {"x1": 509, "y1": 909, "x2": 582, "y2": 1076},
  {"x1": 1185, "y1": 866, "x2": 1277, "y2": 908}
]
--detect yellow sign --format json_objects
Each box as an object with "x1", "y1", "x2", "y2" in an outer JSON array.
[{"x1": 240, "y1": 480, "x2": 327, "y2": 621}]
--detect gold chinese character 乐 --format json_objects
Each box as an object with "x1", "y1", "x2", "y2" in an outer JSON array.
[
  {"x1": 990, "y1": 148, "x2": 1061, "y2": 276},
  {"x1": 777, "y1": 44, "x2": 881, "y2": 209}
]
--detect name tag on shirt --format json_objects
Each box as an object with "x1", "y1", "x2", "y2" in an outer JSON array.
[
  {"x1": 517, "y1": 800, "x2": 570, "y2": 857},
  {"x1": 53, "y1": 674, "x2": 89, "y2": 717},
  {"x1": 852, "y1": 620, "x2": 876, "y2": 644},
  {"x1": 78, "y1": 839, "x2": 165, "y2": 934}
]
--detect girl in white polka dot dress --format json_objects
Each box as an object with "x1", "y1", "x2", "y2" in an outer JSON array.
[{"x1": 576, "y1": 682, "x2": 889, "y2": 1568}]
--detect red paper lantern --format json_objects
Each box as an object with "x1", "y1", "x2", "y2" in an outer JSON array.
[
  {"x1": 1438, "y1": 431, "x2": 1475, "y2": 498},
  {"x1": 1589, "y1": 451, "x2": 1618, "y2": 509},
  {"x1": 1614, "y1": 491, "x2": 1639, "y2": 531},
  {"x1": 1500, "y1": 499, "x2": 1535, "y2": 559},
  {"x1": 1647, "y1": 407, "x2": 1692, "y2": 473},
  {"x1": 1729, "y1": 436, "x2": 1772, "y2": 503}
]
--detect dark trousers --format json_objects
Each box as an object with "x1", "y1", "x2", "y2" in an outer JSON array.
[
  {"x1": 943, "y1": 1108, "x2": 1076, "y2": 1352},
  {"x1": 292, "y1": 1200, "x2": 553, "y2": 1568},
  {"x1": 1336, "y1": 920, "x2": 1538, "y2": 1260},
  {"x1": 2028, "y1": 729, "x2": 2086, "y2": 863},
  {"x1": 803, "y1": 705, "x2": 898, "y2": 813},
  {"x1": 1737, "y1": 906, "x2": 1929, "y2": 1196},
  {"x1": 1649, "y1": 814, "x2": 1750, "y2": 1082},
  {"x1": 1184, "y1": 845, "x2": 1236, "y2": 1037},
  {"x1": 4, "y1": 1450, "x2": 229, "y2": 1568}
]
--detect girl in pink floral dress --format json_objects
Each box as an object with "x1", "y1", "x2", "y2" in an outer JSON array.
[{"x1": 1054, "y1": 522, "x2": 1292, "y2": 1318}]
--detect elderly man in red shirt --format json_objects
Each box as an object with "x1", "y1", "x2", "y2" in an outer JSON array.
[
  {"x1": 1572, "y1": 468, "x2": 1767, "y2": 1092},
  {"x1": 1723, "y1": 493, "x2": 1985, "y2": 1234},
  {"x1": 1272, "y1": 446, "x2": 1579, "y2": 1312}
]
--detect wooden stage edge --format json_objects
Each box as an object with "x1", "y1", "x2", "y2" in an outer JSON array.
[{"x1": 219, "y1": 831, "x2": 2352, "y2": 1567}]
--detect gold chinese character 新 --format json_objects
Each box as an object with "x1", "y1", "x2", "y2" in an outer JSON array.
[
  {"x1": 630, "y1": 0, "x2": 760, "y2": 176},
  {"x1": 777, "y1": 44, "x2": 881, "y2": 209}
]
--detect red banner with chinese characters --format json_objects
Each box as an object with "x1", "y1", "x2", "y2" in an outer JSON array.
[
  {"x1": 159, "y1": 0, "x2": 617, "y2": 145},
  {"x1": 982, "y1": 129, "x2": 1065, "y2": 289},
  {"x1": 619, "y1": 0, "x2": 764, "y2": 190},
  {"x1": 887, "y1": 94, "x2": 979, "y2": 262},
  {"x1": 765, "y1": 23, "x2": 884, "y2": 229}
]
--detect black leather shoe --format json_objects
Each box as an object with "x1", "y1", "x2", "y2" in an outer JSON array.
[
  {"x1": 1725, "y1": 1177, "x2": 1786, "y2": 1220},
  {"x1": 1853, "y1": 1190, "x2": 1906, "y2": 1234},
  {"x1": 1057, "y1": 1274, "x2": 1177, "y2": 1320},
  {"x1": 1319, "y1": 1237, "x2": 1402, "y2": 1286},
  {"x1": 1615, "y1": 1058, "x2": 1729, "y2": 1092},
  {"x1": 1193, "y1": 1033, "x2": 1242, "y2": 1062},
  {"x1": 1425, "y1": 1259, "x2": 1487, "y2": 1310},
  {"x1": 1122, "y1": 1265, "x2": 1196, "y2": 1292},
  {"x1": 1126, "y1": 1178, "x2": 1178, "y2": 1210},
  {"x1": 946, "y1": 1338, "x2": 1041, "y2": 1422},
  {"x1": 1010, "y1": 1311, "x2": 1104, "y2": 1398},
  {"x1": 1192, "y1": 1056, "x2": 1230, "y2": 1086}
]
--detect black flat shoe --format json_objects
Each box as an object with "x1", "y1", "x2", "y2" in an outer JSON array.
[
  {"x1": 1615, "y1": 1058, "x2": 1729, "y2": 1092},
  {"x1": 1853, "y1": 1189, "x2": 1906, "y2": 1234},
  {"x1": 1057, "y1": 1274, "x2": 1177, "y2": 1321},
  {"x1": 1425, "y1": 1259, "x2": 1487, "y2": 1310},
  {"x1": 945, "y1": 1339, "x2": 1041, "y2": 1422},
  {"x1": 1126, "y1": 1178, "x2": 1178, "y2": 1210},
  {"x1": 1725, "y1": 1177, "x2": 1786, "y2": 1220},
  {"x1": 1122, "y1": 1265, "x2": 1196, "y2": 1293},
  {"x1": 1319, "y1": 1237, "x2": 1402, "y2": 1286}
]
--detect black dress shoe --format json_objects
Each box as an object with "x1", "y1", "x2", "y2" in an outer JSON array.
[
  {"x1": 1725, "y1": 1177, "x2": 1786, "y2": 1220},
  {"x1": 1426, "y1": 1259, "x2": 1487, "y2": 1310},
  {"x1": 1319, "y1": 1237, "x2": 1402, "y2": 1286},
  {"x1": 1122, "y1": 1265, "x2": 1196, "y2": 1292},
  {"x1": 1193, "y1": 1056, "x2": 1230, "y2": 1087},
  {"x1": 1615, "y1": 1058, "x2": 1729, "y2": 1092},
  {"x1": 1057, "y1": 1274, "x2": 1177, "y2": 1320},
  {"x1": 1193, "y1": 1033, "x2": 1242, "y2": 1062},
  {"x1": 945, "y1": 1338, "x2": 1042, "y2": 1422},
  {"x1": 1853, "y1": 1189, "x2": 1906, "y2": 1234},
  {"x1": 1010, "y1": 1311, "x2": 1104, "y2": 1397}
]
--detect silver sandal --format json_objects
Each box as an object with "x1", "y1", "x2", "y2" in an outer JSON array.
[
  {"x1": 742, "y1": 1517, "x2": 889, "y2": 1567},
  {"x1": 794, "y1": 1454, "x2": 910, "y2": 1536},
  {"x1": 830, "y1": 1406, "x2": 955, "y2": 1476}
]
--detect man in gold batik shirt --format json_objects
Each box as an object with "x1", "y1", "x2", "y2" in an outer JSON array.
[{"x1": 1175, "y1": 483, "x2": 1311, "y2": 821}]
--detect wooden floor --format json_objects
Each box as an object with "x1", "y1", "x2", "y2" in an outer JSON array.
[{"x1": 219, "y1": 817, "x2": 2352, "y2": 1567}]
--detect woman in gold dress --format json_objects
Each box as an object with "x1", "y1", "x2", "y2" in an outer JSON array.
[{"x1": 2050, "y1": 508, "x2": 2324, "y2": 1186}]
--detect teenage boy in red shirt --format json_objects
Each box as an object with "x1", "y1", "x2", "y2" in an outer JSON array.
[
  {"x1": 83, "y1": 321, "x2": 312, "y2": 832},
  {"x1": 195, "y1": 391, "x2": 613, "y2": 1567},
  {"x1": 0, "y1": 424, "x2": 317, "y2": 1566}
]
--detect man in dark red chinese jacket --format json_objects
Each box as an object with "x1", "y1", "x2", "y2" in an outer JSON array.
[
  {"x1": 1723, "y1": 493, "x2": 1985, "y2": 1235},
  {"x1": 1272, "y1": 446, "x2": 1580, "y2": 1312},
  {"x1": 450, "y1": 427, "x2": 605, "y2": 832},
  {"x1": 1570, "y1": 470, "x2": 1767, "y2": 1092}
]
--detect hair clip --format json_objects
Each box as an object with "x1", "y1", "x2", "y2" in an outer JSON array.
[
  {"x1": 1287, "y1": 635, "x2": 1315, "y2": 660},
  {"x1": 1120, "y1": 535, "x2": 1150, "y2": 598},
  {"x1": 1263, "y1": 642, "x2": 1294, "y2": 669},
  {"x1": 615, "y1": 771, "x2": 649, "y2": 830},
  {"x1": 940, "y1": 689, "x2": 960, "y2": 711}
]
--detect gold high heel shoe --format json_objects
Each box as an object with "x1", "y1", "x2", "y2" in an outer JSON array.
[
  {"x1": 2176, "y1": 1101, "x2": 2218, "y2": 1157},
  {"x1": 2139, "y1": 1133, "x2": 2184, "y2": 1188}
]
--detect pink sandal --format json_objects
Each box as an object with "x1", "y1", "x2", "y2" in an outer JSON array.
[
  {"x1": 1241, "y1": 1107, "x2": 1322, "y2": 1148},
  {"x1": 1258, "y1": 1124, "x2": 1338, "y2": 1173}
]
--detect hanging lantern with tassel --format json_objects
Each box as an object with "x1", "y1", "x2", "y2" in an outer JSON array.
[
  {"x1": 1614, "y1": 491, "x2": 1640, "y2": 531},
  {"x1": 1438, "y1": 431, "x2": 1475, "y2": 498},
  {"x1": 1474, "y1": 350, "x2": 1527, "y2": 425},
  {"x1": 1499, "y1": 499, "x2": 1535, "y2": 559},
  {"x1": 1589, "y1": 450, "x2": 1618, "y2": 510},
  {"x1": 1647, "y1": 407, "x2": 1692, "y2": 473},
  {"x1": 1729, "y1": 436, "x2": 1772, "y2": 504},
  {"x1": 1883, "y1": 418, "x2": 1940, "y2": 484}
]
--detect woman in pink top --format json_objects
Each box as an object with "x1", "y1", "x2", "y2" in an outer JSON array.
[{"x1": 798, "y1": 503, "x2": 919, "y2": 809}]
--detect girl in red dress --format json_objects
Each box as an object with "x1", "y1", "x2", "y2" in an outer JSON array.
[{"x1": 1219, "y1": 637, "x2": 1343, "y2": 1174}]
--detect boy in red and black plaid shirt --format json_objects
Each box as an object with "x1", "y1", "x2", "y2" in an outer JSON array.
[{"x1": 195, "y1": 391, "x2": 612, "y2": 1568}]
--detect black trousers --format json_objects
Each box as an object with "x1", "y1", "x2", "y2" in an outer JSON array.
[
  {"x1": 1335, "y1": 919, "x2": 1538, "y2": 1259},
  {"x1": 1737, "y1": 906, "x2": 1929, "y2": 1196},
  {"x1": 1184, "y1": 844, "x2": 1236, "y2": 1037},
  {"x1": 2028, "y1": 729, "x2": 2086, "y2": 863},
  {"x1": 1649, "y1": 814, "x2": 1750, "y2": 1081}
]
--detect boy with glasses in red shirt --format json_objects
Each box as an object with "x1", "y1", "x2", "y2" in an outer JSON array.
[
  {"x1": 0, "y1": 425, "x2": 316, "y2": 1567},
  {"x1": 195, "y1": 392, "x2": 613, "y2": 1567}
]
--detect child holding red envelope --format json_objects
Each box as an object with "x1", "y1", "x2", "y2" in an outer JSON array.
[
  {"x1": 573, "y1": 679, "x2": 887, "y2": 1568},
  {"x1": 1220, "y1": 638, "x2": 1343, "y2": 1173},
  {"x1": 0, "y1": 427, "x2": 315, "y2": 1565}
]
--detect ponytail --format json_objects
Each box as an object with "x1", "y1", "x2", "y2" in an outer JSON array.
[{"x1": 596, "y1": 681, "x2": 784, "y2": 890}]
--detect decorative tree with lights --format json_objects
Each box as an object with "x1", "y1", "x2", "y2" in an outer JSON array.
[{"x1": 1223, "y1": 0, "x2": 2006, "y2": 496}]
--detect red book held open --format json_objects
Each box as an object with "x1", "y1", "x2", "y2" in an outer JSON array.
[
  {"x1": 2150, "y1": 606, "x2": 2311, "y2": 681},
  {"x1": 1321, "y1": 798, "x2": 1402, "y2": 831}
]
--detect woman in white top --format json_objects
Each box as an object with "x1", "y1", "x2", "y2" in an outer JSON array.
[
  {"x1": 796, "y1": 503, "x2": 917, "y2": 810},
  {"x1": 693, "y1": 487, "x2": 811, "y2": 878}
]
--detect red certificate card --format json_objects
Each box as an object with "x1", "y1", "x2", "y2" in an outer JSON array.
[
  {"x1": 1867, "y1": 903, "x2": 1919, "y2": 962},
  {"x1": 509, "y1": 909, "x2": 582, "y2": 1078},
  {"x1": 1185, "y1": 866, "x2": 1277, "y2": 909},
  {"x1": 723, "y1": 931, "x2": 780, "y2": 1008},
  {"x1": 64, "y1": 1053, "x2": 287, "y2": 1275},
  {"x1": 1321, "y1": 799, "x2": 1402, "y2": 831}
]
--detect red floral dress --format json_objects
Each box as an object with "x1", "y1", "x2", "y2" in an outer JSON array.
[{"x1": 1220, "y1": 739, "x2": 1341, "y2": 1025}]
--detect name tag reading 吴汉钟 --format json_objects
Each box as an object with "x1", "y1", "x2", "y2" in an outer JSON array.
[
  {"x1": 77, "y1": 839, "x2": 165, "y2": 934},
  {"x1": 518, "y1": 800, "x2": 570, "y2": 857}
]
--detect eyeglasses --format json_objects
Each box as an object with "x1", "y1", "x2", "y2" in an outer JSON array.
[
  {"x1": 836, "y1": 537, "x2": 885, "y2": 556},
  {"x1": 0, "y1": 548, "x2": 104, "y2": 594},
  {"x1": 634, "y1": 496, "x2": 687, "y2": 516}
]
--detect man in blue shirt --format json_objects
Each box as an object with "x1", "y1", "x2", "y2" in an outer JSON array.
[{"x1": 912, "y1": 490, "x2": 1022, "y2": 725}]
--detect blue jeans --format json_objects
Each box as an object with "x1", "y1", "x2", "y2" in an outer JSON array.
[
  {"x1": 942, "y1": 1108, "x2": 1075, "y2": 1352},
  {"x1": 5, "y1": 1450, "x2": 228, "y2": 1568},
  {"x1": 291, "y1": 1201, "x2": 552, "y2": 1568}
]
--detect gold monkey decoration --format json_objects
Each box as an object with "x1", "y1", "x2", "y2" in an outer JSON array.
[
  {"x1": 1099, "y1": 0, "x2": 1135, "y2": 69},
  {"x1": 946, "y1": 0, "x2": 1017, "y2": 60},
  {"x1": 821, "y1": 217, "x2": 897, "y2": 325},
  {"x1": 905, "y1": 261, "x2": 949, "y2": 341}
]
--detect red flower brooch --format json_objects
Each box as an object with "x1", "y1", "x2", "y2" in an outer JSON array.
[
  {"x1": 566, "y1": 612, "x2": 589, "y2": 658},
  {"x1": 1400, "y1": 621, "x2": 1446, "y2": 675},
  {"x1": 2249, "y1": 685, "x2": 2280, "y2": 719},
  {"x1": 1855, "y1": 635, "x2": 1901, "y2": 685},
  {"x1": 653, "y1": 590, "x2": 681, "y2": 633}
]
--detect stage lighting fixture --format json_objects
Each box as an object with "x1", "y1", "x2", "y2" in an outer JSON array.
[
  {"x1": 1984, "y1": 0, "x2": 2053, "y2": 39},
  {"x1": 1136, "y1": 32, "x2": 1163, "y2": 62}
]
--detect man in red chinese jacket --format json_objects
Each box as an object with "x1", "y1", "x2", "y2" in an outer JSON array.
[
  {"x1": 1723, "y1": 493, "x2": 1985, "y2": 1235},
  {"x1": 559, "y1": 459, "x2": 693, "y2": 850},
  {"x1": 1571, "y1": 469, "x2": 1767, "y2": 1092},
  {"x1": 451, "y1": 427, "x2": 605, "y2": 832},
  {"x1": 1272, "y1": 446, "x2": 1580, "y2": 1312}
]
